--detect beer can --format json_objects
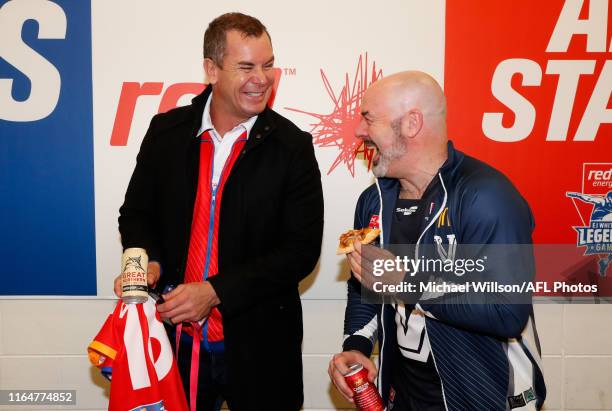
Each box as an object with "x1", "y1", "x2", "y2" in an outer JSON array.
[
  {"x1": 344, "y1": 363, "x2": 385, "y2": 411},
  {"x1": 121, "y1": 248, "x2": 148, "y2": 304}
]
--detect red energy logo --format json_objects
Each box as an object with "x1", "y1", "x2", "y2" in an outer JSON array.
[
  {"x1": 110, "y1": 68, "x2": 282, "y2": 146},
  {"x1": 584, "y1": 163, "x2": 612, "y2": 193}
]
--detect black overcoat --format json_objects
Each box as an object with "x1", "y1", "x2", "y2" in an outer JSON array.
[{"x1": 119, "y1": 85, "x2": 324, "y2": 410}]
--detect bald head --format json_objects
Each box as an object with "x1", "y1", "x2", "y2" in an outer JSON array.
[
  {"x1": 356, "y1": 71, "x2": 449, "y2": 184},
  {"x1": 367, "y1": 71, "x2": 446, "y2": 121}
]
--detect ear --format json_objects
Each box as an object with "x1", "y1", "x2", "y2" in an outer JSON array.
[
  {"x1": 402, "y1": 109, "x2": 423, "y2": 138},
  {"x1": 204, "y1": 58, "x2": 219, "y2": 85}
]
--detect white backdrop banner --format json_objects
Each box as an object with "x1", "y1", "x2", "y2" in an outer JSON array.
[{"x1": 0, "y1": 0, "x2": 445, "y2": 297}]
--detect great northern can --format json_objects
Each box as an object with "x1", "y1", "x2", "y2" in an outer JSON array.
[
  {"x1": 121, "y1": 248, "x2": 148, "y2": 304},
  {"x1": 344, "y1": 363, "x2": 385, "y2": 411}
]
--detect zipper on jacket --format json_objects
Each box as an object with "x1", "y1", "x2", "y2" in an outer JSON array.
[
  {"x1": 202, "y1": 188, "x2": 217, "y2": 280},
  {"x1": 201, "y1": 184, "x2": 216, "y2": 350},
  {"x1": 200, "y1": 138, "x2": 240, "y2": 346},
  {"x1": 416, "y1": 172, "x2": 449, "y2": 411},
  {"x1": 374, "y1": 180, "x2": 386, "y2": 400},
  {"x1": 202, "y1": 138, "x2": 242, "y2": 281}
]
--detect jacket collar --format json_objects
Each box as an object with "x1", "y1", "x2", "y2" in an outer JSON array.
[
  {"x1": 191, "y1": 85, "x2": 277, "y2": 153},
  {"x1": 374, "y1": 141, "x2": 463, "y2": 242},
  {"x1": 438, "y1": 140, "x2": 464, "y2": 176},
  {"x1": 376, "y1": 140, "x2": 463, "y2": 196}
]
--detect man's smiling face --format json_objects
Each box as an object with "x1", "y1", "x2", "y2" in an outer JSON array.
[{"x1": 206, "y1": 30, "x2": 275, "y2": 125}]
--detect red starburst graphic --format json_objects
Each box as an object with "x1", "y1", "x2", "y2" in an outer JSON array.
[{"x1": 286, "y1": 54, "x2": 383, "y2": 176}]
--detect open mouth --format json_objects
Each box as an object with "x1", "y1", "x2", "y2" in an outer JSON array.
[
  {"x1": 363, "y1": 140, "x2": 380, "y2": 162},
  {"x1": 244, "y1": 91, "x2": 265, "y2": 97},
  {"x1": 242, "y1": 87, "x2": 269, "y2": 101}
]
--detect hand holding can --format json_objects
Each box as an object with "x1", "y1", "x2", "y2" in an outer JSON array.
[
  {"x1": 120, "y1": 248, "x2": 149, "y2": 304},
  {"x1": 344, "y1": 363, "x2": 385, "y2": 411}
]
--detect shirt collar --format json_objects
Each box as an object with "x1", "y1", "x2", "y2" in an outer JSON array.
[{"x1": 199, "y1": 93, "x2": 258, "y2": 139}]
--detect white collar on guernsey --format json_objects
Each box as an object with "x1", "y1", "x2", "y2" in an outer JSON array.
[{"x1": 198, "y1": 93, "x2": 258, "y2": 140}]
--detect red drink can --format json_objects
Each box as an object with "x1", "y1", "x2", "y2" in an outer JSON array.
[{"x1": 344, "y1": 363, "x2": 385, "y2": 411}]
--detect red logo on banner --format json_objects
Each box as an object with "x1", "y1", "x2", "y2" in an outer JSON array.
[
  {"x1": 286, "y1": 54, "x2": 382, "y2": 176},
  {"x1": 583, "y1": 163, "x2": 612, "y2": 194},
  {"x1": 110, "y1": 69, "x2": 282, "y2": 146},
  {"x1": 445, "y1": 0, "x2": 611, "y2": 243}
]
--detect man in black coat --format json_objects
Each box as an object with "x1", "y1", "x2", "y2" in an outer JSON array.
[{"x1": 114, "y1": 12, "x2": 324, "y2": 411}]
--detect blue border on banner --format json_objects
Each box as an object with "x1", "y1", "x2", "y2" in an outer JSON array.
[{"x1": 0, "y1": 0, "x2": 96, "y2": 295}]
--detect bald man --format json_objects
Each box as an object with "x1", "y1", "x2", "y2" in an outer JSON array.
[{"x1": 328, "y1": 72, "x2": 546, "y2": 410}]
